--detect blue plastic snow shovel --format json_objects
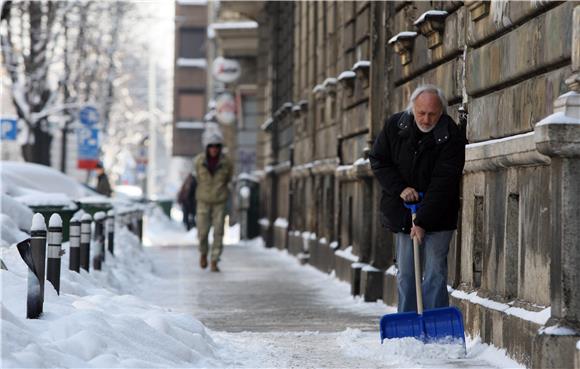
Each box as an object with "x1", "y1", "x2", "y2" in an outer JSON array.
[{"x1": 380, "y1": 194, "x2": 466, "y2": 349}]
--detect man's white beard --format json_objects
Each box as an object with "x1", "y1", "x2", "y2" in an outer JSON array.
[{"x1": 416, "y1": 122, "x2": 436, "y2": 133}]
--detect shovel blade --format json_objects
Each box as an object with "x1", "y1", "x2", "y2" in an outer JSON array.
[{"x1": 380, "y1": 306, "x2": 465, "y2": 345}]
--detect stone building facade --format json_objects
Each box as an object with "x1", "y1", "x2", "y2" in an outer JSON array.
[{"x1": 238, "y1": 1, "x2": 580, "y2": 367}]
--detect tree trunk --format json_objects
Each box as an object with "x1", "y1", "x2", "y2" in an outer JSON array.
[{"x1": 22, "y1": 126, "x2": 52, "y2": 165}]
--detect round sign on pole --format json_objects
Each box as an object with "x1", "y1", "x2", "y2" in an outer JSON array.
[
  {"x1": 79, "y1": 106, "x2": 99, "y2": 127},
  {"x1": 215, "y1": 93, "x2": 236, "y2": 125},
  {"x1": 212, "y1": 57, "x2": 241, "y2": 84}
]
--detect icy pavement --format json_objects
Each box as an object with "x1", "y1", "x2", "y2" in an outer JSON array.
[{"x1": 139, "y1": 220, "x2": 524, "y2": 369}]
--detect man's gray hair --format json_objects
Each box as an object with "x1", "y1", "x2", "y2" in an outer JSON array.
[{"x1": 405, "y1": 84, "x2": 448, "y2": 114}]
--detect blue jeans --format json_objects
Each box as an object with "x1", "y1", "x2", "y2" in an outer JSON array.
[{"x1": 395, "y1": 230, "x2": 454, "y2": 313}]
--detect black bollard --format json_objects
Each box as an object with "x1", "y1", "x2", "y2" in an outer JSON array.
[
  {"x1": 80, "y1": 214, "x2": 92, "y2": 272},
  {"x1": 69, "y1": 217, "x2": 81, "y2": 272},
  {"x1": 16, "y1": 213, "x2": 47, "y2": 319},
  {"x1": 107, "y1": 210, "x2": 115, "y2": 255},
  {"x1": 93, "y1": 211, "x2": 106, "y2": 270},
  {"x1": 137, "y1": 210, "x2": 143, "y2": 242},
  {"x1": 125, "y1": 212, "x2": 133, "y2": 233},
  {"x1": 47, "y1": 214, "x2": 63, "y2": 294}
]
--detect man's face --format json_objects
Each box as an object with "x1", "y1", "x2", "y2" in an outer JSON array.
[
  {"x1": 412, "y1": 92, "x2": 443, "y2": 133},
  {"x1": 208, "y1": 144, "x2": 221, "y2": 158}
]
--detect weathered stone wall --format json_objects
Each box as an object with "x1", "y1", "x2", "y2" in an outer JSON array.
[
  {"x1": 256, "y1": 1, "x2": 580, "y2": 366},
  {"x1": 383, "y1": 1, "x2": 580, "y2": 366}
]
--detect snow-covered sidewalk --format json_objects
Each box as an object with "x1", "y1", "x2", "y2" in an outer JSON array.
[{"x1": 1, "y1": 208, "x2": 524, "y2": 368}]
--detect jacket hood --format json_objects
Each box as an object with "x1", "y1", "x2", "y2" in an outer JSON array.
[{"x1": 202, "y1": 129, "x2": 224, "y2": 147}]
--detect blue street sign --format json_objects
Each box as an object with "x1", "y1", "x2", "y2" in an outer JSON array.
[
  {"x1": 0, "y1": 118, "x2": 18, "y2": 140},
  {"x1": 79, "y1": 106, "x2": 99, "y2": 127},
  {"x1": 77, "y1": 126, "x2": 100, "y2": 169}
]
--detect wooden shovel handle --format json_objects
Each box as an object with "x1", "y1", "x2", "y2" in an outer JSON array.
[{"x1": 412, "y1": 213, "x2": 423, "y2": 315}]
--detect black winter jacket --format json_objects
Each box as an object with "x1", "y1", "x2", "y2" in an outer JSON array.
[{"x1": 369, "y1": 111, "x2": 466, "y2": 233}]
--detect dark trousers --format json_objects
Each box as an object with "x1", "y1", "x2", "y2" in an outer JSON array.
[{"x1": 182, "y1": 204, "x2": 196, "y2": 230}]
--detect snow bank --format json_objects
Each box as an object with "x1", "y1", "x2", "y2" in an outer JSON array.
[
  {"x1": 0, "y1": 214, "x2": 29, "y2": 247},
  {"x1": 1, "y1": 222, "x2": 220, "y2": 368},
  {"x1": 0, "y1": 193, "x2": 33, "y2": 231}
]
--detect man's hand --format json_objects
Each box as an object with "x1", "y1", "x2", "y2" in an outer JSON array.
[
  {"x1": 410, "y1": 224, "x2": 425, "y2": 245},
  {"x1": 400, "y1": 187, "x2": 420, "y2": 203}
]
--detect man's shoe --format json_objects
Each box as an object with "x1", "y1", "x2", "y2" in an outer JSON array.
[
  {"x1": 210, "y1": 260, "x2": 220, "y2": 272},
  {"x1": 200, "y1": 254, "x2": 208, "y2": 269}
]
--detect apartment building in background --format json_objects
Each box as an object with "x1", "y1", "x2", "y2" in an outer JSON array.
[{"x1": 173, "y1": 0, "x2": 208, "y2": 157}]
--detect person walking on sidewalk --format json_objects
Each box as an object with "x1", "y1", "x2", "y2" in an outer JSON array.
[
  {"x1": 369, "y1": 84, "x2": 466, "y2": 312},
  {"x1": 177, "y1": 173, "x2": 197, "y2": 230},
  {"x1": 95, "y1": 162, "x2": 112, "y2": 197},
  {"x1": 194, "y1": 129, "x2": 233, "y2": 272}
]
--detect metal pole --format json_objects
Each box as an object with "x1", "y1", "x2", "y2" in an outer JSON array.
[
  {"x1": 29, "y1": 213, "x2": 46, "y2": 319},
  {"x1": 107, "y1": 210, "x2": 115, "y2": 255},
  {"x1": 80, "y1": 214, "x2": 92, "y2": 272},
  {"x1": 93, "y1": 211, "x2": 106, "y2": 270},
  {"x1": 69, "y1": 218, "x2": 81, "y2": 272},
  {"x1": 47, "y1": 214, "x2": 63, "y2": 294}
]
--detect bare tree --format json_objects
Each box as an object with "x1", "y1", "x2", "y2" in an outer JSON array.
[
  {"x1": 57, "y1": 1, "x2": 132, "y2": 172},
  {"x1": 1, "y1": 1, "x2": 62, "y2": 164}
]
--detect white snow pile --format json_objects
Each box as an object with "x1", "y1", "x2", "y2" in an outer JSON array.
[
  {"x1": 0, "y1": 194, "x2": 34, "y2": 247},
  {"x1": 1, "y1": 224, "x2": 221, "y2": 368}
]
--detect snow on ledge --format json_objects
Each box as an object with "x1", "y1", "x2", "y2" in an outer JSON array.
[
  {"x1": 177, "y1": 58, "x2": 207, "y2": 68},
  {"x1": 362, "y1": 265, "x2": 380, "y2": 272},
  {"x1": 388, "y1": 31, "x2": 418, "y2": 44},
  {"x1": 211, "y1": 21, "x2": 258, "y2": 30},
  {"x1": 274, "y1": 217, "x2": 288, "y2": 228},
  {"x1": 539, "y1": 325, "x2": 578, "y2": 336},
  {"x1": 385, "y1": 265, "x2": 398, "y2": 276},
  {"x1": 300, "y1": 231, "x2": 317, "y2": 241},
  {"x1": 413, "y1": 10, "x2": 448, "y2": 25},
  {"x1": 323, "y1": 78, "x2": 337, "y2": 87},
  {"x1": 335, "y1": 246, "x2": 359, "y2": 262},
  {"x1": 261, "y1": 118, "x2": 273, "y2": 131},
  {"x1": 451, "y1": 289, "x2": 551, "y2": 325},
  {"x1": 353, "y1": 60, "x2": 370, "y2": 70},
  {"x1": 338, "y1": 71, "x2": 356, "y2": 80},
  {"x1": 466, "y1": 131, "x2": 534, "y2": 149},
  {"x1": 176, "y1": 121, "x2": 205, "y2": 130},
  {"x1": 536, "y1": 111, "x2": 580, "y2": 126},
  {"x1": 177, "y1": 0, "x2": 207, "y2": 5},
  {"x1": 258, "y1": 218, "x2": 270, "y2": 227},
  {"x1": 312, "y1": 84, "x2": 325, "y2": 94},
  {"x1": 353, "y1": 157, "x2": 370, "y2": 166}
]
